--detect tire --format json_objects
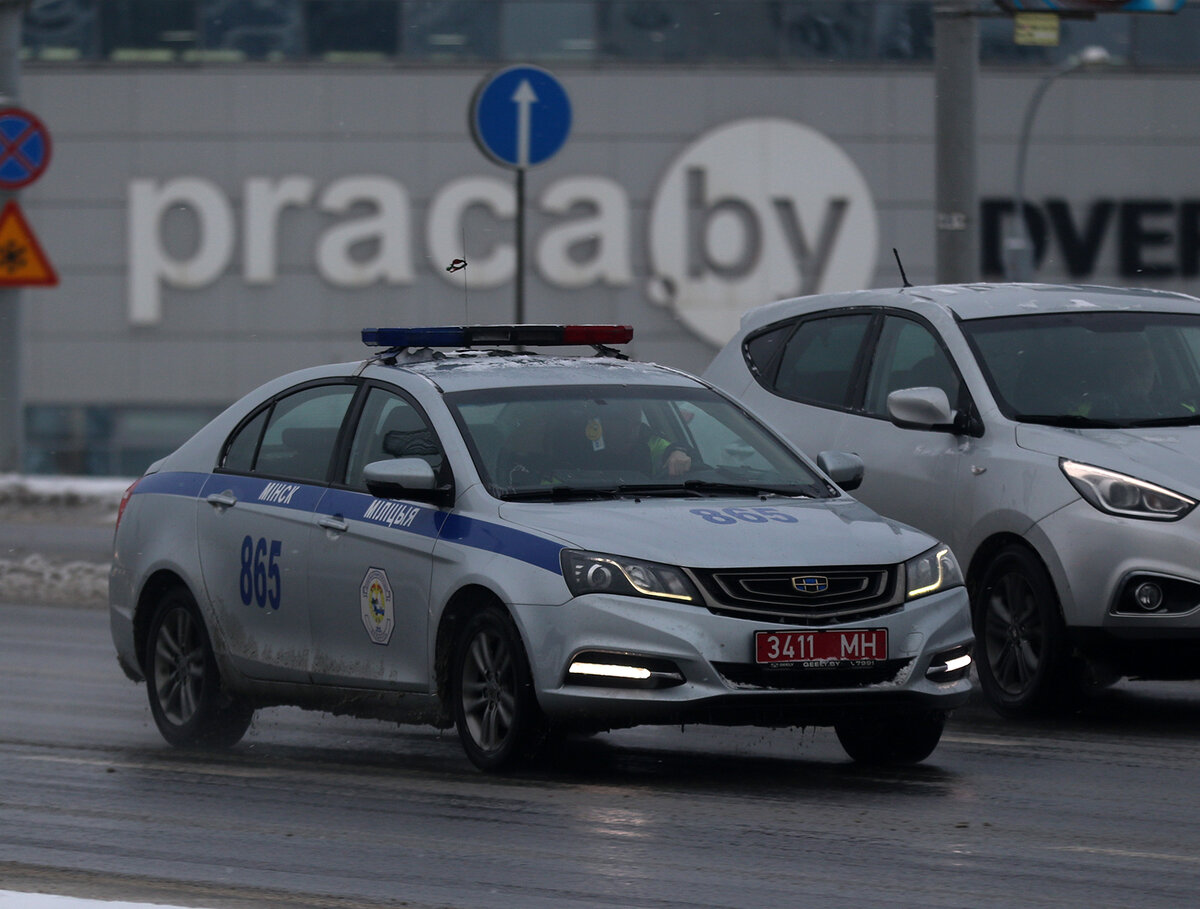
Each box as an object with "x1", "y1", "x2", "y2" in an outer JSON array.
[
  {"x1": 451, "y1": 606, "x2": 547, "y2": 772},
  {"x1": 144, "y1": 587, "x2": 253, "y2": 748},
  {"x1": 834, "y1": 710, "x2": 947, "y2": 766},
  {"x1": 973, "y1": 545, "x2": 1072, "y2": 716}
]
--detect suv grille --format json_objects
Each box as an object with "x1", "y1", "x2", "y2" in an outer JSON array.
[{"x1": 690, "y1": 565, "x2": 901, "y2": 624}]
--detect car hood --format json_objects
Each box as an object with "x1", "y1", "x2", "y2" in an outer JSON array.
[
  {"x1": 1016, "y1": 423, "x2": 1200, "y2": 496},
  {"x1": 497, "y1": 495, "x2": 936, "y2": 569}
]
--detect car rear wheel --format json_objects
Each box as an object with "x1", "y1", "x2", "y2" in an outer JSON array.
[
  {"x1": 974, "y1": 545, "x2": 1071, "y2": 715},
  {"x1": 834, "y1": 710, "x2": 947, "y2": 765},
  {"x1": 144, "y1": 587, "x2": 253, "y2": 748},
  {"x1": 452, "y1": 606, "x2": 546, "y2": 772}
]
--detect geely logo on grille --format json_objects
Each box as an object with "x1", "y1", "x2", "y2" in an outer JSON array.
[{"x1": 792, "y1": 576, "x2": 829, "y2": 594}]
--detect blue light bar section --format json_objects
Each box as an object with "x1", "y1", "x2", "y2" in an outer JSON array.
[
  {"x1": 362, "y1": 327, "x2": 467, "y2": 348},
  {"x1": 362, "y1": 325, "x2": 633, "y2": 348}
]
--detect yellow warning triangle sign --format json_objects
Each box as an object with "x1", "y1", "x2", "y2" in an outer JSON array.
[{"x1": 0, "y1": 200, "x2": 57, "y2": 286}]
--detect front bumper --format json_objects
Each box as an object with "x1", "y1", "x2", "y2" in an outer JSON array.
[
  {"x1": 511, "y1": 586, "x2": 973, "y2": 729},
  {"x1": 1036, "y1": 499, "x2": 1200, "y2": 632}
]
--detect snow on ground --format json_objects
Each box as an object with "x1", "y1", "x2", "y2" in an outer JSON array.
[
  {"x1": 0, "y1": 894, "x2": 206, "y2": 909},
  {"x1": 0, "y1": 473, "x2": 133, "y2": 509},
  {"x1": 0, "y1": 474, "x2": 132, "y2": 606},
  {"x1": 0, "y1": 553, "x2": 110, "y2": 605}
]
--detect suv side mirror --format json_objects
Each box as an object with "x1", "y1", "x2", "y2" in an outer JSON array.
[
  {"x1": 817, "y1": 450, "x2": 864, "y2": 492},
  {"x1": 887, "y1": 387, "x2": 955, "y2": 431}
]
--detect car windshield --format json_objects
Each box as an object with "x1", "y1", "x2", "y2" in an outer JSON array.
[
  {"x1": 447, "y1": 384, "x2": 832, "y2": 500},
  {"x1": 962, "y1": 311, "x2": 1200, "y2": 428}
]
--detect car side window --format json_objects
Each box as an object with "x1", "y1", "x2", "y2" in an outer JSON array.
[
  {"x1": 222, "y1": 384, "x2": 355, "y2": 483},
  {"x1": 221, "y1": 408, "x2": 268, "y2": 474},
  {"x1": 769, "y1": 313, "x2": 873, "y2": 408},
  {"x1": 344, "y1": 388, "x2": 444, "y2": 492},
  {"x1": 742, "y1": 323, "x2": 793, "y2": 380},
  {"x1": 863, "y1": 316, "x2": 961, "y2": 417}
]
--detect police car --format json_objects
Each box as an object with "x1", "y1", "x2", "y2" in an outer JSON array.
[{"x1": 110, "y1": 325, "x2": 973, "y2": 770}]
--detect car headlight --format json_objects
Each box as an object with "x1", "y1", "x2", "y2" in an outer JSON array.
[
  {"x1": 905, "y1": 544, "x2": 964, "y2": 600},
  {"x1": 1060, "y1": 460, "x2": 1196, "y2": 521},
  {"x1": 561, "y1": 550, "x2": 701, "y2": 604}
]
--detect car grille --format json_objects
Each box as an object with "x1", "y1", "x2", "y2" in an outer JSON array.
[{"x1": 690, "y1": 565, "x2": 901, "y2": 624}]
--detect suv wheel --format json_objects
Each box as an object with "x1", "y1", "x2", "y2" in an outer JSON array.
[{"x1": 974, "y1": 545, "x2": 1071, "y2": 715}]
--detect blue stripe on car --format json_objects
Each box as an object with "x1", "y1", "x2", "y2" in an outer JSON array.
[{"x1": 133, "y1": 472, "x2": 564, "y2": 574}]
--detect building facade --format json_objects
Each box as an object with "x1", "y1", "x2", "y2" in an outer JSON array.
[{"x1": 12, "y1": 1, "x2": 1200, "y2": 473}]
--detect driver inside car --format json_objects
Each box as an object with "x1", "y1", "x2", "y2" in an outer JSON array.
[{"x1": 579, "y1": 400, "x2": 693, "y2": 477}]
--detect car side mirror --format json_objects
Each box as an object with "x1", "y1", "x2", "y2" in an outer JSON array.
[
  {"x1": 817, "y1": 450, "x2": 864, "y2": 493},
  {"x1": 887, "y1": 387, "x2": 956, "y2": 431},
  {"x1": 363, "y1": 458, "x2": 450, "y2": 505}
]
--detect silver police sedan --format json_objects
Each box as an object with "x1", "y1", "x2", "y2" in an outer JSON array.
[{"x1": 110, "y1": 325, "x2": 972, "y2": 770}]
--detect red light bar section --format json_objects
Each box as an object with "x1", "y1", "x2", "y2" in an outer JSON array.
[{"x1": 562, "y1": 325, "x2": 634, "y2": 345}]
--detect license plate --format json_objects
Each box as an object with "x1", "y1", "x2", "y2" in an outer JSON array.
[{"x1": 755, "y1": 629, "x2": 887, "y2": 667}]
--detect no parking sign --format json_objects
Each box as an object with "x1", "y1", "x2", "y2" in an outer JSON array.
[{"x1": 0, "y1": 107, "x2": 52, "y2": 190}]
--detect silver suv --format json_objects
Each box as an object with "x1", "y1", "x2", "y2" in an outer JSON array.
[{"x1": 705, "y1": 284, "x2": 1200, "y2": 715}]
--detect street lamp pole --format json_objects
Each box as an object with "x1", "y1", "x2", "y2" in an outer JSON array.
[{"x1": 1005, "y1": 46, "x2": 1114, "y2": 282}]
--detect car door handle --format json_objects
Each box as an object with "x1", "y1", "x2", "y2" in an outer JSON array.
[
  {"x1": 206, "y1": 491, "x2": 238, "y2": 509},
  {"x1": 318, "y1": 515, "x2": 349, "y2": 533}
]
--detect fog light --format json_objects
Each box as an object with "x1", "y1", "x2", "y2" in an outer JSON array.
[
  {"x1": 1134, "y1": 582, "x2": 1164, "y2": 612},
  {"x1": 566, "y1": 651, "x2": 685, "y2": 689},
  {"x1": 569, "y1": 661, "x2": 651, "y2": 680},
  {"x1": 926, "y1": 646, "x2": 973, "y2": 682}
]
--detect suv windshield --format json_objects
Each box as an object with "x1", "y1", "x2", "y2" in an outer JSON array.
[
  {"x1": 962, "y1": 311, "x2": 1200, "y2": 428},
  {"x1": 448, "y1": 384, "x2": 831, "y2": 500}
]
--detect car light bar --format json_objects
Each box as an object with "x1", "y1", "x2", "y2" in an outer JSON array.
[{"x1": 362, "y1": 324, "x2": 634, "y2": 348}]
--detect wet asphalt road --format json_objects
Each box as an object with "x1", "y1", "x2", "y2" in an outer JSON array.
[{"x1": 3, "y1": 601, "x2": 1200, "y2": 909}]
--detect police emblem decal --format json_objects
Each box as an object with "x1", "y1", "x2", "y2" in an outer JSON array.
[{"x1": 359, "y1": 567, "x2": 395, "y2": 645}]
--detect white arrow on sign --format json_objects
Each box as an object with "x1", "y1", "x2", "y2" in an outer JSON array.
[{"x1": 511, "y1": 79, "x2": 538, "y2": 168}]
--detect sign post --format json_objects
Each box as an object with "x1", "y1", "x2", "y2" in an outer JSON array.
[
  {"x1": 0, "y1": 0, "x2": 25, "y2": 473},
  {"x1": 470, "y1": 65, "x2": 571, "y2": 324}
]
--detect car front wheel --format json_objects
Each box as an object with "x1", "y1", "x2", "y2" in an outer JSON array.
[
  {"x1": 834, "y1": 710, "x2": 947, "y2": 765},
  {"x1": 974, "y1": 545, "x2": 1071, "y2": 715},
  {"x1": 144, "y1": 587, "x2": 253, "y2": 748},
  {"x1": 452, "y1": 606, "x2": 546, "y2": 772}
]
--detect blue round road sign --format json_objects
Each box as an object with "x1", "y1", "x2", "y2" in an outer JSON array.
[
  {"x1": 471, "y1": 65, "x2": 571, "y2": 170},
  {"x1": 0, "y1": 108, "x2": 51, "y2": 190}
]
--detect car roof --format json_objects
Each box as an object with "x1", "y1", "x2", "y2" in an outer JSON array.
[
  {"x1": 365, "y1": 350, "x2": 704, "y2": 394},
  {"x1": 738, "y1": 283, "x2": 1200, "y2": 334}
]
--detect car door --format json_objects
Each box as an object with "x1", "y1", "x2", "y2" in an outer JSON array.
[
  {"x1": 829, "y1": 312, "x2": 974, "y2": 549},
  {"x1": 196, "y1": 381, "x2": 357, "y2": 682},
  {"x1": 305, "y1": 384, "x2": 444, "y2": 690}
]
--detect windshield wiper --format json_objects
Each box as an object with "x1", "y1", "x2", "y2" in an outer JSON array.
[
  {"x1": 1014, "y1": 413, "x2": 1126, "y2": 429},
  {"x1": 1122, "y1": 414, "x2": 1200, "y2": 428},
  {"x1": 680, "y1": 479, "x2": 824, "y2": 498},
  {"x1": 499, "y1": 485, "x2": 620, "y2": 502}
]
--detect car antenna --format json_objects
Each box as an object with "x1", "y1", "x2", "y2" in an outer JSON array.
[{"x1": 893, "y1": 248, "x2": 912, "y2": 288}]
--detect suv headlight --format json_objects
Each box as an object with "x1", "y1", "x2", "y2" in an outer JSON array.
[
  {"x1": 561, "y1": 550, "x2": 701, "y2": 604},
  {"x1": 1061, "y1": 460, "x2": 1196, "y2": 521},
  {"x1": 905, "y1": 544, "x2": 964, "y2": 600}
]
